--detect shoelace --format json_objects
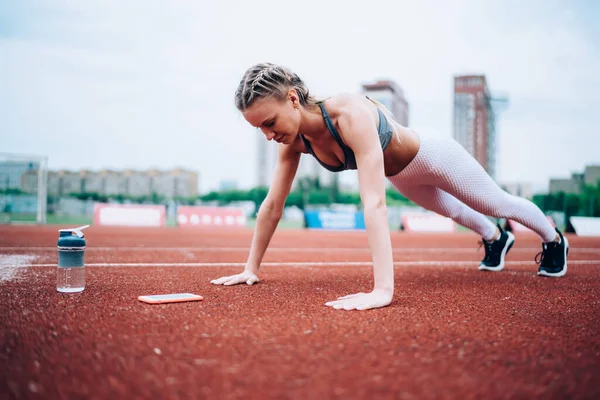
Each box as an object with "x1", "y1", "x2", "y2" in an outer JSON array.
[
  {"x1": 535, "y1": 242, "x2": 558, "y2": 267},
  {"x1": 477, "y1": 240, "x2": 494, "y2": 262},
  {"x1": 534, "y1": 249, "x2": 545, "y2": 265}
]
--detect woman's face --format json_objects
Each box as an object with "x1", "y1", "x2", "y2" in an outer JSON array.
[{"x1": 242, "y1": 92, "x2": 301, "y2": 145}]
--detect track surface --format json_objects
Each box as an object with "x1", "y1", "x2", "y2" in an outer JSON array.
[{"x1": 1, "y1": 225, "x2": 600, "y2": 399}]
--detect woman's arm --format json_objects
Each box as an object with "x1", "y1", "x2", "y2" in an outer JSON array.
[
  {"x1": 245, "y1": 145, "x2": 301, "y2": 275},
  {"x1": 211, "y1": 144, "x2": 300, "y2": 285},
  {"x1": 325, "y1": 98, "x2": 394, "y2": 310}
]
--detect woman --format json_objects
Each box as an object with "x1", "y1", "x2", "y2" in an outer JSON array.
[{"x1": 210, "y1": 63, "x2": 569, "y2": 311}]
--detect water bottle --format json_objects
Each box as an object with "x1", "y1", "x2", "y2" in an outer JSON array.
[{"x1": 57, "y1": 225, "x2": 89, "y2": 293}]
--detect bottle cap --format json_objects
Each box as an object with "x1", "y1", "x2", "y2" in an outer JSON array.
[{"x1": 58, "y1": 225, "x2": 90, "y2": 238}]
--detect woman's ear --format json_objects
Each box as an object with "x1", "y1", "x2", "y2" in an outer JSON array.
[{"x1": 287, "y1": 88, "x2": 299, "y2": 108}]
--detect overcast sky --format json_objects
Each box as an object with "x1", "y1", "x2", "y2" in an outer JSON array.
[{"x1": 1, "y1": 0, "x2": 599, "y2": 193}]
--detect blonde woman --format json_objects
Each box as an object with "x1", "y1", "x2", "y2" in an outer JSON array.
[{"x1": 210, "y1": 63, "x2": 569, "y2": 311}]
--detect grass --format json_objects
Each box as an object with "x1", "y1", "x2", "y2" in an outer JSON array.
[
  {"x1": 1, "y1": 213, "x2": 306, "y2": 229},
  {"x1": 9, "y1": 215, "x2": 475, "y2": 231},
  {"x1": 245, "y1": 218, "x2": 305, "y2": 229},
  {"x1": 1, "y1": 213, "x2": 94, "y2": 226}
]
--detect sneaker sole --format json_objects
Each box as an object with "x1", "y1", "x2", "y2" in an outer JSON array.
[
  {"x1": 537, "y1": 236, "x2": 569, "y2": 278},
  {"x1": 478, "y1": 231, "x2": 515, "y2": 272}
]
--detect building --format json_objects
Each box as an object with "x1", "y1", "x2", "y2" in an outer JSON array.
[
  {"x1": 56, "y1": 171, "x2": 84, "y2": 196},
  {"x1": 361, "y1": 80, "x2": 409, "y2": 126},
  {"x1": 0, "y1": 160, "x2": 41, "y2": 192},
  {"x1": 256, "y1": 136, "x2": 279, "y2": 188},
  {"x1": 156, "y1": 169, "x2": 198, "y2": 198},
  {"x1": 549, "y1": 173, "x2": 585, "y2": 195},
  {"x1": 102, "y1": 170, "x2": 126, "y2": 196},
  {"x1": 48, "y1": 170, "x2": 86, "y2": 196},
  {"x1": 547, "y1": 165, "x2": 600, "y2": 195},
  {"x1": 584, "y1": 165, "x2": 600, "y2": 186},
  {"x1": 453, "y1": 75, "x2": 499, "y2": 180},
  {"x1": 21, "y1": 169, "x2": 40, "y2": 193},
  {"x1": 0, "y1": 154, "x2": 48, "y2": 223},
  {"x1": 47, "y1": 169, "x2": 199, "y2": 199},
  {"x1": 81, "y1": 170, "x2": 103, "y2": 193},
  {"x1": 123, "y1": 170, "x2": 152, "y2": 197},
  {"x1": 500, "y1": 182, "x2": 534, "y2": 199}
]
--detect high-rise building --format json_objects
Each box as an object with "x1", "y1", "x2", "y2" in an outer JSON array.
[
  {"x1": 361, "y1": 80, "x2": 409, "y2": 126},
  {"x1": 453, "y1": 75, "x2": 498, "y2": 180}
]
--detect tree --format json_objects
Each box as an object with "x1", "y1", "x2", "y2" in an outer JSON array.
[
  {"x1": 248, "y1": 187, "x2": 269, "y2": 212},
  {"x1": 296, "y1": 176, "x2": 318, "y2": 209}
]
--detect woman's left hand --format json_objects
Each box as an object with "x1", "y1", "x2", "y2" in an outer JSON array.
[{"x1": 325, "y1": 289, "x2": 393, "y2": 311}]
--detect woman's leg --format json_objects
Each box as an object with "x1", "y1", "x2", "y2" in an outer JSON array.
[
  {"x1": 411, "y1": 134, "x2": 557, "y2": 243},
  {"x1": 389, "y1": 129, "x2": 566, "y2": 276},
  {"x1": 386, "y1": 180, "x2": 498, "y2": 240},
  {"x1": 385, "y1": 180, "x2": 515, "y2": 271}
]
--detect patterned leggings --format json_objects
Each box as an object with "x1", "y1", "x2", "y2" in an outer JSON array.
[{"x1": 387, "y1": 129, "x2": 556, "y2": 242}]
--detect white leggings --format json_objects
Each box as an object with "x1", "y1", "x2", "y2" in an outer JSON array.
[{"x1": 387, "y1": 129, "x2": 556, "y2": 242}]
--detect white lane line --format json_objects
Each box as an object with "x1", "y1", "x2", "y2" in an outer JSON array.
[
  {"x1": 2, "y1": 246, "x2": 600, "y2": 253},
  {"x1": 7, "y1": 260, "x2": 600, "y2": 268},
  {"x1": 0, "y1": 255, "x2": 37, "y2": 281}
]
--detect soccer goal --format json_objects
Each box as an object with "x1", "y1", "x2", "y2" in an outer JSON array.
[{"x1": 0, "y1": 153, "x2": 48, "y2": 224}]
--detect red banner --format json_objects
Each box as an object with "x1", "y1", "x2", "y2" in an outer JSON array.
[
  {"x1": 401, "y1": 213, "x2": 457, "y2": 233},
  {"x1": 177, "y1": 206, "x2": 246, "y2": 227}
]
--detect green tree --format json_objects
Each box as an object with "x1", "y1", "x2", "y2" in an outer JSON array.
[
  {"x1": 308, "y1": 189, "x2": 332, "y2": 205},
  {"x1": 68, "y1": 192, "x2": 108, "y2": 202},
  {"x1": 248, "y1": 187, "x2": 269, "y2": 213},
  {"x1": 335, "y1": 192, "x2": 362, "y2": 205},
  {"x1": 285, "y1": 191, "x2": 304, "y2": 208}
]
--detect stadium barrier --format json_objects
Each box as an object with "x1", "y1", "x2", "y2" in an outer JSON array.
[
  {"x1": 400, "y1": 212, "x2": 456, "y2": 233},
  {"x1": 177, "y1": 206, "x2": 246, "y2": 227},
  {"x1": 304, "y1": 210, "x2": 365, "y2": 230},
  {"x1": 568, "y1": 216, "x2": 600, "y2": 237},
  {"x1": 93, "y1": 203, "x2": 166, "y2": 227}
]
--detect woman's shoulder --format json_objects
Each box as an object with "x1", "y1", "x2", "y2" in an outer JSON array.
[
  {"x1": 323, "y1": 93, "x2": 372, "y2": 118},
  {"x1": 325, "y1": 92, "x2": 368, "y2": 107}
]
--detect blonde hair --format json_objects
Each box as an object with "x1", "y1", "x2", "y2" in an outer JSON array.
[
  {"x1": 367, "y1": 97, "x2": 397, "y2": 124},
  {"x1": 235, "y1": 63, "x2": 318, "y2": 111}
]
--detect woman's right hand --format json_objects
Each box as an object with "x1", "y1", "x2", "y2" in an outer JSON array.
[{"x1": 210, "y1": 270, "x2": 259, "y2": 286}]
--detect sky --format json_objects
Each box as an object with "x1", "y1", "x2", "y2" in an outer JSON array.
[{"x1": 1, "y1": 0, "x2": 599, "y2": 193}]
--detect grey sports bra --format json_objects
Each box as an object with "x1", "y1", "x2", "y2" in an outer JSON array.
[{"x1": 299, "y1": 99, "x2": 394, "y2": 172}]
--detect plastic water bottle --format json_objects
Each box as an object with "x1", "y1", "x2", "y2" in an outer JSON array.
[{"x1": 57, "y1": 225, "x2": 89, "y2": 293}]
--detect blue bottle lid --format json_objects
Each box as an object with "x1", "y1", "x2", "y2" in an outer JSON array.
[{"x1": 58, "y1": 225, "x2": 89, "y2": 248}]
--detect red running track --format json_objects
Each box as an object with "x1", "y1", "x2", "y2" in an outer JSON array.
[{"x1": 1, "y1": 225, "x2": 600, "y2": 399}]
